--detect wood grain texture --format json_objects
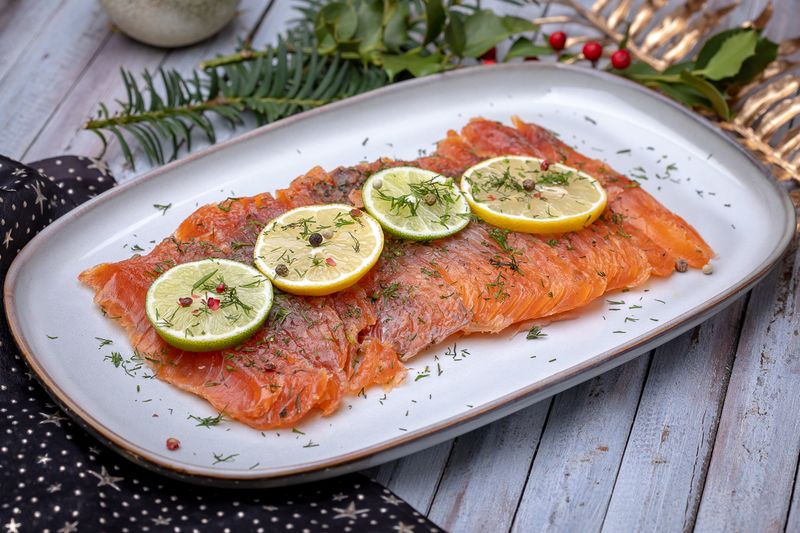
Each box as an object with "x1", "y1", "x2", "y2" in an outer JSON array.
[
  {"x1": 509, "y1": 357, "x2": 649, "y2": 533},
  {"x1": 0, "y1": 1, "x2": 110, "y2": 158},
  {"x1": 601, "y1": 300, "x2": 746, "y2": 532},
  {"x1": 784, "y1": 449, "x2": 800, "y2": 533},
  {"x1": 694, "y1": 239, "x2": 800, "y2": 533},
  {"x1": 22, "y1": 0, "x2": 273, "y2": 183},
  {"x1": 371, "y1": 441, "x2": 454, "y2": 513},
  {"x1": 428, "y1": 401, "x2": 550, "y2": 533},
  {"x1": 250, "y1": 0, "x2": 301, "y2": 49},
  {"x1": 0, "y1": 2, "x2": 798, "y2": 531},
  {"x1": 0, "y1": 0, "x2": 66, "y2": 82}
]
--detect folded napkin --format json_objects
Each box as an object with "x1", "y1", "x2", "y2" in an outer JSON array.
[{"x1": 0, "y1": 155, "x2": 440, "y2": 533}]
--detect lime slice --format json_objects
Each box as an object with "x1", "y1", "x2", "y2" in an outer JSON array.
[
  {"x1": 362, "y1": 166, "x2": 471, "y2": 240},
  {"x1": 461, "y1": 156, "x2": 607, "y2": 234},
  {"x1": 253, "y1": 204, "x2": 384, "y2": 296},
  {"x1": 145, "y1": 259, "x2": 273, "y2": 352}
]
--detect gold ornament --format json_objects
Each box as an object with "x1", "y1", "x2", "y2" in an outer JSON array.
[{"x1": 534, "y1": 1, "x2": 799, "y2": 183}]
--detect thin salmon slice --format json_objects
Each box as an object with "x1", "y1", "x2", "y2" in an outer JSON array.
[
  {"x1": 511, "y1": 117, "x2": 713, "y2": 269},
  {"x1": 80, "y1": 192, "x2": 405, "y2": 429},
  {"x1": 80, "y1": 117, "x2": 713, "y2": 429}
]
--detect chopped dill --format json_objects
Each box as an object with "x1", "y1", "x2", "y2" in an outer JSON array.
[
  {"x1": 153, "y1": 203, "x2": 172, "y2": 215},
  {"x1": 212, "y1": 452, "x2": 238, "y2": 464},
  {"x1": 95, "y1": 337, "x2": 113, "y2": 349},
  {"x1": 189, "y1": 412, "x2": 225, "y2": 428},
  {"x1": 526, "y1": 326, "x2": 548, "y2": 340}
]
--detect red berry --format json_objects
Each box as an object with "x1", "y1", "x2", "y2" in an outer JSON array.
[
  {"x1": 325, "y1": 257, "x2": 337, "y2": 267},
  {"x1": 178, "y1": 297, "x2": 193, "y2": 307},
  {"x1": 582, "y1": 41, "x2": 603, "y2": 62},
  {"x1": 611, "y1": 49, "x2": 631, "y2": 70},
  {"x1": 166, "y1": 437, "x2": 180, "y2": 451},
  {"x1": 481, "y1": 47, "x2": 497, "y2": 62},
  {"x1": 207, "y1": 297, "x2": 221, "y2": 311},
  {"x1": 215, "y1": 283, "x2": 226, "y2": 294},
  {"x1": 549, "y1": 31, "x2": 567, "y2": 51},
  {"x1": 540, "y1": 160, "x2": 550, "y2": 171},
  {"x1": 350, "y1": 208, "x2": 362, "y2": 218}
]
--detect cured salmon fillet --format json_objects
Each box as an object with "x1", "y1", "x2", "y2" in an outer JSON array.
[{"x1": 80, "y1": 117, "x2": 713, "y2": 429}]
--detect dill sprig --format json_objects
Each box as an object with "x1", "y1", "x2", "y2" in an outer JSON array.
[
  {"x1": 189, "y1": 412, "x2": 225, "y2": 428},
  {"x1": 526, "y1": 325, "x2": 547, "y2": 340},
  {"x1": 374, "y1": 177, "x2": 457, "y2": 217}
]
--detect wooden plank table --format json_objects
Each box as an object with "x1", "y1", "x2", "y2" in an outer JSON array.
[{"x1": 1, "y1": 1, "x2": 797, "y2": 531}]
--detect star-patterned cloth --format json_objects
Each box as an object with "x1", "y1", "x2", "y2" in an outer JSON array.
[{"x1": 0, "y1": 155, "x2": 442, "y2": 533}]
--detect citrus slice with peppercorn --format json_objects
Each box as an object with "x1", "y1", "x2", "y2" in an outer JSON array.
[
  {"x1": 461, "y1": 155, "x2": 607, "y2": 234},
  {"x1": 253, "y1": 204, "x2": 384, "y2": 296},
  {"x1": 361, "y1": 167, "x2": 471, "y2": 241},
  {"x1": 145, "y1": 259, "x2": 273, "y2": 352}
]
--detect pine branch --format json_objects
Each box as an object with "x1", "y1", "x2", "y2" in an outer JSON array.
[
  {"x1": 86, "y1": 39, "x2": 387, "y2": 169},
  {"x1": 84, "y1": 0, "x2": 537, "y2": 169},
  {"x1": 85, "y1": 95, "x2": 335, "y2": 130}
]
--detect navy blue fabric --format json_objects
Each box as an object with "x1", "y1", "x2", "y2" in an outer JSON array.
[{"x1": 0, "y1": 155, "x2": 439, "y2": 533}]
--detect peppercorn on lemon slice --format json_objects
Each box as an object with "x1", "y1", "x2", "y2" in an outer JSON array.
[
  {"x1": 253, "y1": 204, "x2": 384, "y2": 296},
  {"x1": 145, "y1": 259, "x2": 273, "y2": 352},
  {"x1": 461, "y1": 156, "x2": 607, "y2": 234},
  {"x1": 362, "y1": 167, "x2": 471, "y2": 241}
]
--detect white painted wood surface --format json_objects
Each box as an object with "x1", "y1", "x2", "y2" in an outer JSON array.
[
  {"x1": 511, "y1": 358, "x2": 649, "y2": 533},
  {"x1": 602, "y1": 300, "x2": 746, "y2": 532},
  {"x1": 694, "y1": 240, "x2": 800, "y2": 533},
  {"x1": 0, "y1": 1, "x2": 798, "y2": 531}
]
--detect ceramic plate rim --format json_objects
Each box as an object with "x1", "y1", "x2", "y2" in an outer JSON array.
[{"x1": 4, "y1": 63, "x2": 795, "y2": 486}]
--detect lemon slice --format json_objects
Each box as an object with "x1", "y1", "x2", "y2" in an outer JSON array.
[
  {"x1": 145, "y1": 259, "x2": 273, "y2": 352},
  {"x1": 253, "y1": 204, "x2": 384, "y2": 296},
  {"x1": 461, "y1": 156, "x2": 607, "y2": 234},
  {"x1": 362, "y1": 167, "x2": 471, "y2": 240}
]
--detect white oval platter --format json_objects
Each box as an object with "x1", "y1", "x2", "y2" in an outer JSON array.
[{"x1": 4, "y1": 64, "x2": 794, "y2": 486}]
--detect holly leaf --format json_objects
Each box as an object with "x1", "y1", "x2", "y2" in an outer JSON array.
[
  {"x1": 505, "y1": 38, "x2": 552, "y2": 61},
  {"x1": 624, "y1": 62, "x2": 659, "y2": 78},
  {"x1": 316, "y1": 2, "x2": 358, "y2": 42},
  {"x1": 423, "y1": 0, "x2": 446, "y2": 45},
  {"x1": 383, "y1": 1, "x2": 410, "y2": 54},
  {"x1": 444, "y1": 11, "x2": 466, "y2": 57},
  {"x1": 696, "y1": 28, "x2": 747, "y2": 69},
  {"x1": 726, "y1": 35, "x2": 778, "y2": 87},
  {"x1": 663, "y1": 61, "x2": 696, "y2": 75},
  {"x1": 695, "y1": 30, "x2": 758, "y2": 81},
  {"x1": 356, "y1": 0, "x2": 385, "y2": 60},
  {"x1": 695, "y1": 28, "x2": 778, "y2": 89},
  {"x1": 380, "y1": 52, "x2": 446, "y2": 79},
  {"x1": 649, "y1": 81, "x2": 710, "y2": 109},
  {"x1": 462, "y1": 10, "x2": 536, "y2": 58},
  {"x1": 680, "y1": 71, "x2": 730, "y2": 119}
]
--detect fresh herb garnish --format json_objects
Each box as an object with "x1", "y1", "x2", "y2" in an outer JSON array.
[
  {"x1": 95, "y1": 337, "x2": 113, "y2": 349},
  {"x1": 526, "y1": 326, "x2": 548, "y2": 340},
  {"x1": 153, "y1": 203, "x2": 172, "y2": 215},
  {"x1": 212, "y1": 452, "x2": 238, "y2": 464},
  {"x1": 189, "y1": 412, "x2": 225, "y2": 428}
]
